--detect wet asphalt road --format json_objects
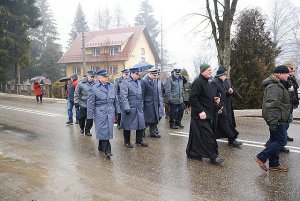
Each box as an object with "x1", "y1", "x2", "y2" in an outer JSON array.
[{"x1": 0, "y1": 94, "x2": 300, "y2": 201}]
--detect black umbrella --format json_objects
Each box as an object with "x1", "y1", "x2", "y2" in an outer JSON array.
[{"x1": 59, "y1": 77, "x2": 71, "y2": 82}]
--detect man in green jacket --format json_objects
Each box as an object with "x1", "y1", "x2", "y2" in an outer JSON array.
[{"x1": 255, "y1": 65, "x2": 292, "y2": 172}]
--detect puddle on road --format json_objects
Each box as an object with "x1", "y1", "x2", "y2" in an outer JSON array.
[
  {"x1": 0, "y1": 154, "x2": 47, "y2": 187},
  {"x1": 0, "y1": 123, "x2": 37, "y2": 141}
]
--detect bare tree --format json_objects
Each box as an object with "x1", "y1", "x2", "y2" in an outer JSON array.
[
  {"x1": 93, "y1": 6, "x2": 112, "y2": 30},
  {"x1": 193, "y1": 41, "x2": 215, "y2": 75},
  {"x1": 268, "y1": 0, "x2": 300, "y2": 65}
]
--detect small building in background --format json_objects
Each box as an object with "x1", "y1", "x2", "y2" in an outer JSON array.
[{"x1": 58, "y1": 26, "x2": 160, "y2": 81}]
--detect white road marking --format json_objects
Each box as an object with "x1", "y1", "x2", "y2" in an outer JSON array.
[
  {"x1": 169, "y1": 131, "x2": 300, "y2": 154},
  {"x1": 0, "y1": 104, "x2": 63, "y2": 117}
]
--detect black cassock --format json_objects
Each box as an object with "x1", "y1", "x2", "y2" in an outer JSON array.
[
  {"x1": 186, "y1": 74, "x2": 219, "y2": 159},
  {"x1": 186, "y1": 119, "x2": 219, "y2": 159}
]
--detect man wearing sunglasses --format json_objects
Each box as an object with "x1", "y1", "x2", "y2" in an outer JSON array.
[
  {"x1": 165, "y1": 68, "x2": 185, "y2": 129},
  {"x1": 74, "y1": 70, "x2": 95, "y2": 136},
  {"x1": 141, "y1": 67, "x2": 161, "y2": 138}
]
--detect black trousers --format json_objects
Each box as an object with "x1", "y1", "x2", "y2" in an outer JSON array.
[
  {"x1": 98, "y1": 140, "x2": 111, "y2": 154},
  {"x1": 123, "y1": 129, "x2": 143, "y2": 144},
  {"x1": 145, "y1": 122, "x2": 158, "y2": 136},
  {"x1": 117, "y1": 113, "x2": 122, "y2": 127},
  {"x1": 169, "y1": 102, "x2": 184, "y2": 126},
  {"x1": 36, "y1": 94, "x2": 43, "y2": 102},
  {"x1": 79, "y1": 107, "x2": 93, "y2": 133}
]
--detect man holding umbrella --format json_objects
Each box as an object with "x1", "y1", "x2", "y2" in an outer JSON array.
[{"x1": 74, "y1": 71, "x2": 95, "y2": 136}]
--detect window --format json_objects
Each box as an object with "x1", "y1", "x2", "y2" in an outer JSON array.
[
  {"x1": 91, "y1": 66, "x2": 100, "y2": 72},
  {"x1": 108, "y1": 66, "x2": 117, "y2": 74},
  {"x1": 93, "y1": 48, "x2": 100, "y2": 56},
  {"x1": 73, "y1": 66, "x2": 81, "y2": 75},
  {"x1": 141, "y1": 57, "x2": 145, "y2": 62},
  {"x1": 141, "y1": 48, "x2": 145, "y2": 55},
  {"x1": 110, "y1": 47, "x2": 119, "y2": 55}
]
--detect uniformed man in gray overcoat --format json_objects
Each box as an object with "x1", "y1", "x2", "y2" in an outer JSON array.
[
  {"x1": 120, "y1": 67, "x2": 148, "y2": 148},
  {"x1": 114, "y1": 69, "x2": 129, "y2": 128},
  {"x1": 74, "y1": 70, "x2": 95, "y2": 136},
  {"x1": 87, "y1": 70, "x2": 118, "y2": 158},
  {"x1": 141, "y1": 68, "x2": 161, "y2": 138}
]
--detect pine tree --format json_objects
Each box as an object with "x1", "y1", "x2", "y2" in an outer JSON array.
[
  {"x1": 0, "y1": 0, "x2": 41, "y2": 86},
  {"x1": 22, "y1": 0, "x2": 64, "y2": 82},
  {"x1": 135, "y1": 0, "x2": 160, "y2": 55},
  {"x1": 68, "y1": 3, "x2": 89, "y2": 46},
  {"x1": 230, "y1": 9, "x2": 280, "y2": 109}
]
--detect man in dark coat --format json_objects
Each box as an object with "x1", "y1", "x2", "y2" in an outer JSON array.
[
  {"x1": 186, "y1": 63, "x2": 224, "y2": 165},
  {"x1": 255, "y1": 65, "x2": 291, "y2": 172},
  {"x1": 210, "y1": 68, "x2": 242, "y2": 148},
  {"x1": 74, "y1": 71, "x2": 95, "y2": 136},
  {"x1": 165, "y1": 69, "x2": 185, "y2": 129},
  {"x1": 66, "y1": 74, "x2": 79, "y2": 125},
  {"x1": 115, "y1": 69, "x2": 129, "y2": 128},
  {"x1": 141, "y1": 67, "x2": 161, "y2": 138},
  {"x1": 87, "y1": 70, "x2": 118, "y2": 158},
  {"x1": 120, "y1": 67, "x2": 148, "y2": 148}
]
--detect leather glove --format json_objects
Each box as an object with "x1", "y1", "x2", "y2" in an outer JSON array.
[
  {"x1": 269, "y1": 125, "x2": 277, "y2": 132},
  {"x1": 125, "y1": 109, "x2": 131, "y2": 115},
  {"x1": 75, "y1": 103, "x2": 79, "y2": 108}
]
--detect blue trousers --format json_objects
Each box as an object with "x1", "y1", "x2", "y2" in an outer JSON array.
[
  {"x1": 67, "y1": 101, "x2": 79, "y2": 121},
  {"x1": 257, "y1": 124, "x2": 287, "y2": 167}
]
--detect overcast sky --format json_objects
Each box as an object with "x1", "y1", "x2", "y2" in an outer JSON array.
[{"x1": 48, "y1": 0, "x2": 300, "y2": 74}]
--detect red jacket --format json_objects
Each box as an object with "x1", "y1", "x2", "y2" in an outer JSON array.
[{"x1": 33, "y1": 83, "x2": 43, "y2": 95}]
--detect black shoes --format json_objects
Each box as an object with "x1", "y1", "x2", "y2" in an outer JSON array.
[
  {"x1": 228, "y1": 140, "x2": 243, "y2": 147},
  {"x1": 280, "y1": 147, "x2": 290, "y2": 153},
  {"x1": 170, "y1": 125, "x2": 179, "y2": 129},
  {"x1": 136, "y1": 142, "x2": 148, "y2": 147},
  {"x1": 150, "y1": 134, "x2": 161, "y2": 138},
  {"x1": 176, "y1": 123, "x2": 184, "y2": 128},
  {"x1": 75, "y1": 120, "x2": 79, "y2": 124},
  {"x1": 125, "y1": 143, "x2": 133, "y2": 148},
  {"x1": 210, "y1": 156, "x2": 224, "y2": 165},
  {"x1": 85, "y1": 131, "x2": 92, "y2": 136},
  {"x1": 105, "y1": 153, "x2": 113, "y2": 159},
  {"x1": 66, "y1": 120, "x2": 73, "y2": 125},
  {"x1": 287, "y1": 136, "x2": 294, "y2": 142},
  {"x1": 80, "y1": 129, "x2": 84, "y2": 134}
]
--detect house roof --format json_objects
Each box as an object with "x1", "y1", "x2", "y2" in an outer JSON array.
[{"x1": 58, "y1": 26, "x2": 160, "y2": 64}]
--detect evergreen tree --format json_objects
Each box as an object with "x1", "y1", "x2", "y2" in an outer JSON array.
[
  {"x1": 68, "y1": 3, "x2": 89, "y2": 46},
  {"x1": 22, "y1": 0, "x2": 64, "y2": 82},
  {"x1": 230, "y1": 9, "x2": 280, "y2": 109},
  {"x1": 0, "y1": 0, "x2": 41, "y2": 85},
  {"x1": 135, "y1": 0, "x2": 160, "y2": 55}
]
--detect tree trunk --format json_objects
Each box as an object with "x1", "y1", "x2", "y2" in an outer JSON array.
[{"x1": 14, "y1": 62, "x2": 21, "y2": 94}]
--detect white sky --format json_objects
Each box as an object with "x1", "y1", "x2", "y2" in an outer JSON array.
[{"x1": 48, "y1": 0, "x2": 300, "y2": 75}]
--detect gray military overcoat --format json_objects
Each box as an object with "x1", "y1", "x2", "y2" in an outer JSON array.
[
  {"x1": 120, "y1": 76, "x2": 146, "y2": 130},
  {"x1": 141, "y1": 75, "x2": 160, "y2": 123},
  {"x1": 87, "y1": 81, "x2": 117, "y2": 140}
]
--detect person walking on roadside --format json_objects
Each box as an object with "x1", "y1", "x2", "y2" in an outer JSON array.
[
  {"x1": 87, "y1": 70, "x2": 118, "y2": 159},
  {"x1": 66, "y1": 74, "x2": 79, "y2": 125},
  {"x1": 165, "y1": 68, "x2": 185, "y2": 129},
  {"x1": 210, "y1": 68, "x2": 243, "y2": 148},
  {"x1": 115, "y1": 69, "x2": 129, "y2": 128},
  {"x1": 33, "y1": 80, "x2": 43, "y2": 103},
  {"x1": 120, "y1": 67, "x2": 148, "y2": 148},
  {"x1": 141, "y1": 67, "x2": 161, "y2": 138},
  {"x1": 186, "y1": 63, "x2": 224, "y2": 165},
  {"x1": 182, "y1": 76, "x2": 192, "y2": 114},
  {"x1": 74, "y1": 71, "x2": 95, "y2": 136},
  {"x1": 255, "y1": 65, "x2": 292, "y2": 172}
]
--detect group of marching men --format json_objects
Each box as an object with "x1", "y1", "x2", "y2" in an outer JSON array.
[{"x1": 66, "y1": 67, "x2": 167, "y2": 158}]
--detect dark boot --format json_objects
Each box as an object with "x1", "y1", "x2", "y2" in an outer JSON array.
[{"x1": 124, "y1": 130, "x2": 133, "y2": 148}]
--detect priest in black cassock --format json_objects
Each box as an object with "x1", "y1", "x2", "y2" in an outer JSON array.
[{"x1": 186, "y1": 63, "x2": 224, "y2": 165}]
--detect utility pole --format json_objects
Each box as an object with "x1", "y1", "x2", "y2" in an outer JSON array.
[
  {"x1": 160, "y1": 15, "x2": 163, "y2": 71},
  {"x1": 81, "y1": 25, "x2": 87, "y2": 76}
]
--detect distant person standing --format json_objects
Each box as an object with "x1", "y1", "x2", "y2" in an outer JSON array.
[
  {"x1": 74, "y1": 71, "x2": 95, "y2": 136},
  {"x1": 186, "y1": 63, "x2": 224, "y2": 165},
  {"x1": 165, "y1": 69, "x2": 185, "y2": 129},
  {"x1": 115, "y1": 69, "x2": 129, "y2": 128},
  {"x1": 87, "y1": 70, "x2": 118, "y2": 158},
  {"x1": 33, "y1": 80, "x2": 43, "y2": 103},
  {"x1": 255, "y1": 65, "x2": 291, "y2": 172},
  {"x1": 120, "y1": 67, "x2": 148, "y2": 148},
  {"x1": 141, "y1": 68, "x2": 161, "y2": 138},
  {"x1": 182, "y1": 76, "x2": 192, "y2": 114},
  {"x1": 66, "y1": 74, "x2": 79, "y2": 125}
]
